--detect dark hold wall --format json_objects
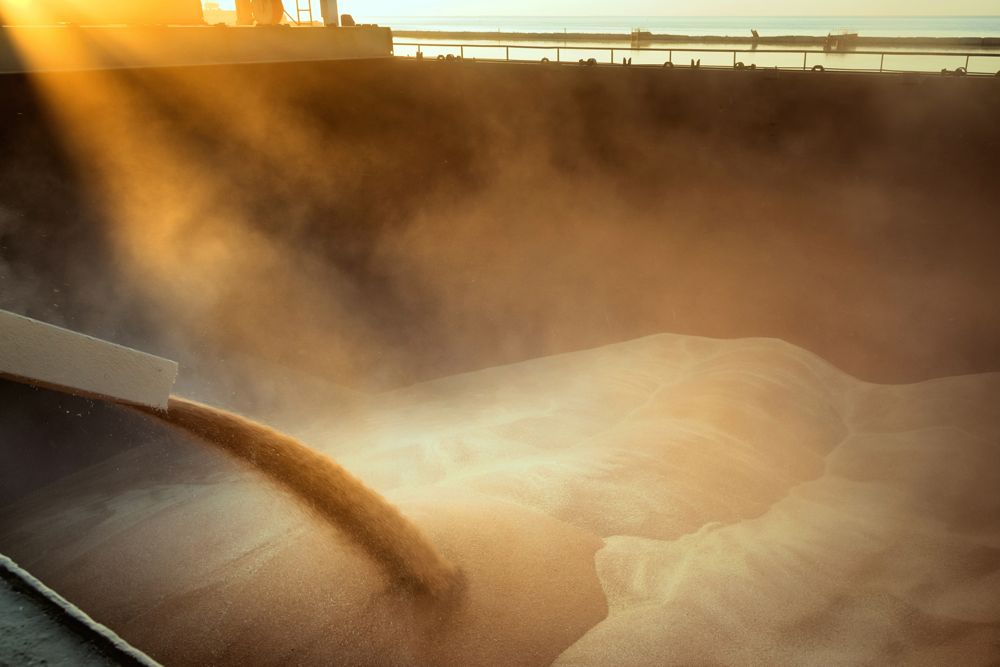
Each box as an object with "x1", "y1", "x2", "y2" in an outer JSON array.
[{"x1": 1, "y1": 59, "x2": 998, "y2": 404}]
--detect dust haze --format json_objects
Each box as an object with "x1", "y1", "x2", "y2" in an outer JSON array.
[
  {"x1": 2, "y1": 55, "x2": 1000, "y2": 666},
  {"x1": 2, "y1": 60, "x2": 998, "y2": 408}
]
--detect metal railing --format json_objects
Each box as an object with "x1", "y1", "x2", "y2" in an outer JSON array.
[{"x1": 393, "y1": 41, "x2": 1000, "y2": 75}]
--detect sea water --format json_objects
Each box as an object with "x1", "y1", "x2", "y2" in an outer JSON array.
[
  {"x1": 385, "y1": 16, "x2": 1000, "y2": 74},
  {"x1": 371, "y1": 15, "x2": 1000, "y2": 39}
]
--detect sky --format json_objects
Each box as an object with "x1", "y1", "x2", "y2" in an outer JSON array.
[{"x1": 308, "y1": 1, "x2": 997, "y2": 16}]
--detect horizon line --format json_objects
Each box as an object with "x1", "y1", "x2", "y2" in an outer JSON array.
[{"x1": 359, "y1": 14, "x2": 1000, "y2": 19}]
